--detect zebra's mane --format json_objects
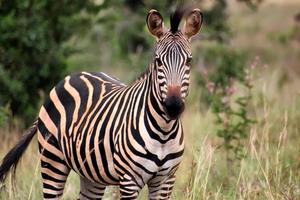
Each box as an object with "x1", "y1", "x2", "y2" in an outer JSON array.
[
  {"x1": 135, "y1": 65, "x2": 151, "y2": 83},
  {"x1": 170, "y1": 6, "x2": 188, "y2": 34}
]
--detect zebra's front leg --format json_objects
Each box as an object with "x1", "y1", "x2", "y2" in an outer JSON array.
[
  {"x1": 148, "y1": 175, "x2": 176, "y2": 200},
  {"x1": 78, "y1": 177, "x2": 106, "y2": 200},
  {"x1": 119, "y1": 175, "x2": 142, "y2": 200}
]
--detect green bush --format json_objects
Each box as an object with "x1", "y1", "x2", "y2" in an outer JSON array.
[
  {"x1": 197, "y1": 44, "x2": 256, "y2": 163},
  {"x1": 198, "y1": 44, "x2": 248, "y2": 105},
  {"x1": 0, "y1": 0, "x2": 102, "y2": 124}
]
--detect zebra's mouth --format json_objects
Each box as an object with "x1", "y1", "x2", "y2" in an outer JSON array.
[{"x1": 164, "y1": 95, "x2": 185, "y2": 120}]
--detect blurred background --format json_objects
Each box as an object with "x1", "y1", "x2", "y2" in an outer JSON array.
[{"x1": 0, "y1": 0, "x2": 300, "y2": 199}]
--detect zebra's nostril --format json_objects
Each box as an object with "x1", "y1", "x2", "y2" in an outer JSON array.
[
  {"x1": 167, "y1": 85, "x2": 181, "y2": 97},
  {"x1": 164, "y1": 95, "x2": 185, "y2": 119}
]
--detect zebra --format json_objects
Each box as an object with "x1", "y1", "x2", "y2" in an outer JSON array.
[{"x1": 0, "y1": 7, "x2": 203, "y2": 200}]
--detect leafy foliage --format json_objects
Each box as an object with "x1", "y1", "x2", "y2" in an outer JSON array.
[
  {"x1": 202, "y1": 0, "x2": 231, "y2": 42},
  {"x1": 0, "y1": 0, "x2": 102, "y2": 123}
]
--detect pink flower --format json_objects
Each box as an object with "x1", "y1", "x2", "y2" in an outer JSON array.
[
  {"x1": 206, "y1": 82, "x2": 215, "y2": 93},
  {"x1": 250, "y1": 56, "x2": 260, "y2": 70},
  {"x1": 226, "y1": 85, "x2": 236, "y2": 95}
]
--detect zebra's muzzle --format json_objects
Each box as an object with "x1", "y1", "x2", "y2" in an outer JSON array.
[
  {"x1": 163, "y1": 85, "x2": 185, "y2": 120},
  {"x1": 164, "y1": 95, "x2": 185, "y2": 119}
]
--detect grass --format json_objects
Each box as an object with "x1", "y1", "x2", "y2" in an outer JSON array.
[{"x1": 1, "y1": 0, "x2": 300, "y2": 199}]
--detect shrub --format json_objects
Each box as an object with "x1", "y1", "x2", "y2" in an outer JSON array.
[
  {"x1": 197, "y1": 44, "x2": 256, "y2": 163},
  {"x1": 0, "y1": 0, "x2": 102, "y2": 124}
]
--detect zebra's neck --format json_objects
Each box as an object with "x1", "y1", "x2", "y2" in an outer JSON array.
[{"x1": 136, "y1": 63, "x2": 179, "y2": 134}]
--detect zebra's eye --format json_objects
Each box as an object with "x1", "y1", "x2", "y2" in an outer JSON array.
[
  {"x1": 186, "y1": 57, "x2": 192, "y2": 66},
  {"x1": 155, "y1": 58, "x2": 163, "y2": 67}
]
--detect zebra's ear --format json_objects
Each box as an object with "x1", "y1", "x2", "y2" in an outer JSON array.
[
  {"x1": 146, "y1": 9, "x2": 165, "y2": 39},
  {"x1": 182, "y1": 8, "x2": 203, "y2": 40}
]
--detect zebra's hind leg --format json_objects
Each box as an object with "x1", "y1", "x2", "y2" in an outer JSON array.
[
  {"x1": 148, "y1": 175, "x2": 176, "y2": 200},
  {"x1": 39, "y1": 133, "x2": 71, "y2": 199},
  {"x1": 41, "y1": 158, "x2": 70, "y2": 199},
  {"x1": 78, "y1": 178, "x2": 106, "y2": 200}
]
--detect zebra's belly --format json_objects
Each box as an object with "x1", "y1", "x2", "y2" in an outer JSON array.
[{"x1": 60, "y1": 132, "x2": 119, "y2": 185}]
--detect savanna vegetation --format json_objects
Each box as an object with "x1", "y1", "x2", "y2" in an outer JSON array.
[{"x1": 0, "y1": 0, "x2": 300, "y2": 199}]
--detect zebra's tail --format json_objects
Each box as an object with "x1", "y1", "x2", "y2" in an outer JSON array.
[{"x1": 0, "y1": 120, "x2": 38, "y2": 185}]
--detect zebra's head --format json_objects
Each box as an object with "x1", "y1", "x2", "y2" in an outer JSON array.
[{"x1": 146, "y1": 8, "x2": 203, "y2": 120}]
